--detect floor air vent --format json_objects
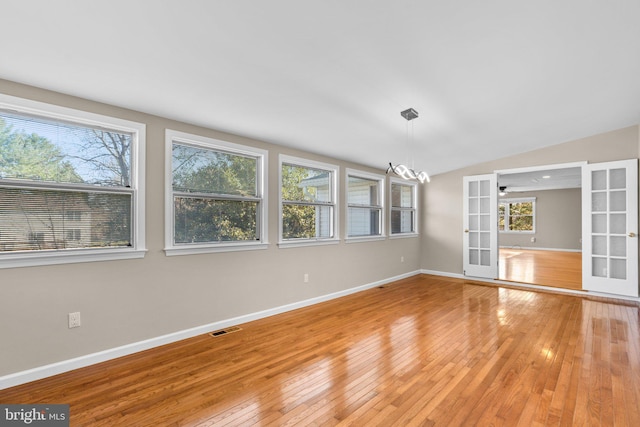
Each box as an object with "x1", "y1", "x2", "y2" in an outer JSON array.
[{"x1": 209, "y1": 326, "x2": 242, "y2": 337}]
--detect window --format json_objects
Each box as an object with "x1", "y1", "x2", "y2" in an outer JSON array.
[
  {"x1": 0, "y1": 94, "x2": 146, "y2": 268},
  {"x1": 499, "y1": 198, "x2": 535, "y2": 232},
  {"x1": 66, "y1": 229, "x2": 82, "y2": 241},
  {"x1": 279, "y1": 155, "x2": 338, "y2": 246},
  {"x1": 165, "y1": 130, "x2": 268, "y2": 255},
  {"x1": 346, "y1": 169, "x2": 384, "y2": 240},
  {"x1": 390, "y1": 179, "x2": 418, "y2": 235},
  {"x1": 65, "y1": 210, "x2": 82, "y2": 221},
  {"x1": 28, "y1": 232, "x2": 45, "y2": 244}
]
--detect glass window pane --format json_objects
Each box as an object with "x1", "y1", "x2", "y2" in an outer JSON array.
[
  {"x1": 480, "y1": 249, "x2": 491, "y2": 266},
  {"x1": 592, "y1": 192, "x2": 606, "y2": 212},
  {"x1": 609, "y1": 168, "x2": 625, "y2": 190},
  {"x1": 469, "y1": 215, "x2": 479, "y2": 231},
  {"x1": 509, "y1": 215, "x2": 533, "y2": 231},
  {"x1": 479, "y1": 197, "x2": 490, "y2": 214},
  {"x1": 510, "y1": 202, "x2": 533, "y2": 216},
  {"x1": 469, "y1": 232, "x2": 479, "y2": 248},
  {"x1": 610, "y1": 191, "x2": 626, "y2": 212},
  {"x1": 610, "y1": 258, "x2": 626, "y2": 280},
  {"x1": 0, "y1": 111, "x2": 132, "y2": 187},
  {"x1": 282, "y1": 204, "x2": 333, "y2": 239},
  {"x1": 174, "y1": 197, "x2": 258, "y2": 243},
  {"x1": 592, "y1": 236, "x2": 607, "y2": 256},
  {"x1": 348, "y1": 176, "x2": 379, "y2": 205},
  {"x1": 172, "y1": 143, "x2": 257, "y2": 196},
  {"x1": 282, "y1": 164, "x2": 331, "y2": 203},
  {"x1": 480, "y1": 232, "x2": 490, "y2": 249},
  {"x1": 0, "y1": 187, "x2": 131, "y2": 251},
  {"x1": 469, "y1": 249, "x2": 479, "y2": 265},
  {"x1": 479, "y1": 180, "x2": 490, "y2": 197},
  {"x1": 392, "y1": 183, "x2": 414, "y2": 208},
  {"x1": 468, "y1": 198, "x2": 478, "y2": 214},
  {"x1": 480, "y1": 215, "x2": 490, "y2": 231},
  {"x1": 610, "y1": 236, "x2": 626, "y2": 257},
  {"x1": 391, "y1": 210, "x2": 414, "y2": 234},
  {"x1": 592, "y1": 214, "x2": 606, "y2": 233},
  {"x1": 592, "y1": 257, "x2": 607, "y2": 277},
  {"x1": 592, "y1": 170, "x2": 606, "y2": 191},
  {"x1": 348, "y1": 207, "x2": 381, "y2": 237},
  {"x1": 468, "y1": 181, "x2": 478, "y2": 197},
  {"x1": 609, "y1": 213, "x2": 626, "y2": 234}
]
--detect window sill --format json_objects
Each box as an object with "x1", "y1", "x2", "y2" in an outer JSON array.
[
  {"x1": 345, "y1": 236, "x2": 386, "y2": 244},
  {"x1": 0, "y1": 248, "x2": 147, "y2": 269},
  {"x1": 278, "y1": 238, "x2": 340, "y2": 249},
  {"x1": 389, "y1": 232, "x2": 419, "y2": 240},
  {"x1": 165, "y1": 242, "x2": 269, "y2": 256}
]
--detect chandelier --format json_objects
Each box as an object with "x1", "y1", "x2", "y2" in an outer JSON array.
[{"x1": 386, "y1": 108, "x2": 430, "y2": 183}]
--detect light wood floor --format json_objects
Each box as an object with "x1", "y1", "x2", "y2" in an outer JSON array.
[
  {"x1": 500, "y1": 248, "x2": 583, "y2": 290},
  {"x1": 2, "y1": 274, "x2": 640, "y2": 426}
]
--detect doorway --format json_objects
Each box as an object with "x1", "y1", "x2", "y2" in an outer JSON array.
[
  {"x1": 463, "y1": 160, "x2": 639, "y2": 297},
  {"x1": 496, "y1": 164, "x2": 583, "y2": 290}
]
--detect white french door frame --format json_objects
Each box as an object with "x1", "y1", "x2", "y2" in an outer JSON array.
[
  {"x1": 483, "y1": 159, "x2": 638, "y2": 298},
  {"x1": 582, "y1": 159, "x2": 639, "y2": 297},
  {"x1": 463, "y1": 174, "x2": 498, "y2": 279}
]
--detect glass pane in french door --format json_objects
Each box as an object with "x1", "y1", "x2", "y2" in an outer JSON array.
[
  {"x1": 589, "y1": 168, "x2": 627, "y2": 280},
  {"x1": 468, "y1": 180, "x2": 492, "y2": 266}
]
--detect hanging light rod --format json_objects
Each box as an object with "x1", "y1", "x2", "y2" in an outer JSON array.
[{"x1": 386, "y1": 108, "x2": 430, "y2": 183}]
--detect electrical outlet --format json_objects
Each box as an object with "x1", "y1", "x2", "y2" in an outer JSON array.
[
  {"x1": 401, "y1": 256, "x2": 405, "y2": 263},
  {"x1": 304, "y1": 273, "x2": 309, "y2": 283},
  {"x1": 68, "y1": 312, "x2": 81, "y2": 329}
]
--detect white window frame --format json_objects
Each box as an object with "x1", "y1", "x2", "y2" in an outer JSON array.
[
  {"x1": 279, "y1": 155, "x2": 339, "y2": 248},
  {"x1": 345, "y1": 168, "x2": 385, "y2": 242},
  {"x1": 499, "y1": 197, "x2": 536, "y2": 234},
  {"x1": 390, "y1": 177, "x2": 418, "y2": 238},
  {"x1": 0, "y1": 93, "x2": 146, "y2": 268},
  {"x1": 164, "y1": 129, "x2": 268, "y2": 256}
]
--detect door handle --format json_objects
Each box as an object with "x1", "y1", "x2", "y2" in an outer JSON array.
[
  {"x1": 629, "y1": 232, "x2": 637, "y2": 237},
  {"x1": 464, "y1": 229, "x2": 469, "y2": 233}
]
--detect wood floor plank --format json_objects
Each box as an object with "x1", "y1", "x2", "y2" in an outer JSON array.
[{"x1": 1, "y1": 274, "x2": 639, "y2": 426}]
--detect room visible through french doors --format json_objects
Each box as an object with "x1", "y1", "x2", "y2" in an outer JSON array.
[
  {"x1": 464, "y1": 160, "x2": 638, "y2": 297},
  {"x1": 582, "y1": 159, "x2": 639, "y2": 297},
  {"x1": 463, "y1": 174, "x2": 498, "y2": 279}
]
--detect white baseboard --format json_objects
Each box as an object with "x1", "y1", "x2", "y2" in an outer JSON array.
[
  {"x1": 0, "y1": 270, "x2": 420, "y2": 390},
  {"x1": 499, "y1": 246, "x2": 581, "y2": 253},
  {"x1": 420, "y1": 269, "x2": 465, "y2": 279}
]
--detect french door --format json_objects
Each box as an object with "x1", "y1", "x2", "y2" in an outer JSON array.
[
  {"x1": 463, "y1": 174, "x2": 498, "y2": 279},
  {"x1": 582, "y1": 159, "x2": 638, "y2": 297}
]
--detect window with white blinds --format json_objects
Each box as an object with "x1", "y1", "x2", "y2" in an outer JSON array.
[
  {"x1": 390, "y1": 179, "x2": 418, "y2": 235},
  {"x1": 0, "y1": 94, "x2": 146, "y2": 268},
  {"x1": 346, "y1": 169, "x2": 385, "y2": 239}
]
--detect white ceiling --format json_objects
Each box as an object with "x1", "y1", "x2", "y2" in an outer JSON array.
[
  {"x1": 2, "y1": 1, "x2": 639, "y2": 176},
  {"x1": 498, "y1": 166, "x2": 582, "y2": 193}
]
